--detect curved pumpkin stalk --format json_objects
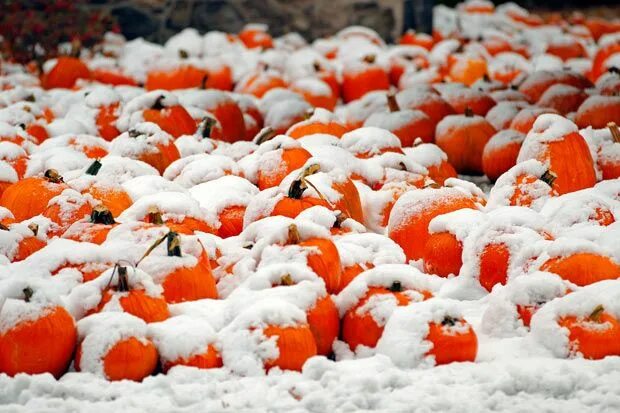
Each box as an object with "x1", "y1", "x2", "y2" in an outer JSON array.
[
  {"x1": 589, "y1": 304, "x2": 605, "y2": 322},
  {"x1": 253, "y1": 127, "x2": 276, "y2": 145},
  {"x1": 608, "y1": 122, "x2": 620, "y2": 144},
  {"x1": 287, "y1": 164, "x2": 339, "y2": 211},
  {"x1": 540, "y1": 170, "x2": 557, "y2": 187},
  {"x1": 136, "y1": 231, "x2": 176, "y2": 265},
  {"x1": 387, "y1": 92, "x2": 400, "y2": 112},
  {"x1": 197, "y1": 116, "x2": 217, "y2": 139}
]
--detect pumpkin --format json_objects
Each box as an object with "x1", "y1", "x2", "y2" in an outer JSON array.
[
  {"x1": 290, "y1": 78, "x2": 337, "y2": 111},
  {"x1": 574, "y1": 95, "x2": 620, "y2": 129},
  {"x1": 75, "y1": 160, "x2": 133, "y2": 217},
  {"x1": 0, "y1": 169, "x2": 68, "y2": 222},
  {"x1": 0, "y1": 286, "x2": 77, "y2": 377},
  {"x1": 540, "y1": 253, "x2": 620, "y2": 286},
  {"x1": 397, "y1": 88, "x2": 455, "y2": 130},
  {"x1": 89, "y1": 266, "x2": 170, "y2": 323},
  {"x1": 236, "y1": 70, "x2": 287, "y2": 98},
  {"x1": 95, "y1": 102, "x2": 121, "y2": 141},
  {"x1": 109, "y1": 123, "x2": 181, "y2": 175},
  {"x1": 598, "y1": 123, "x2": 620, "y2": 179},
  {"x1": 536, "y1": 84, "x2": 587, "y2": 116},
  {"x1": 145, "y1": 65, "x2": 209, "y2": 91},
  {"x1": 517, "y1": 114, "x2": 596, "y2": 195},
  {"x1": 62, "y1": 205, "x2": 118, "y2": 245},
  {"x1": 286, "y1": 223, "x2": 342, "y2": 294},
  {"x1": 252, "y1": 133, "x2": 313, "y2": 190},
  {"x1": 487, "y1": 160, "x2": 557, "y2": 209},
  {"x1": 75, "y1": 313, "x2": 158, "y2": 381},
  {"x1": 138, "y1": 231, "x2": 219, "y2": 303},
  {"x1": 482, "y1": 130, "x2": 525, "y2": 182},
  {"x1": 403, "y1": 142, "x2": 457, "y2": 185},
  {"x1": 399, "y1": 30, "x2": 434, "y2": 50},
  {"x1": 545, "y1": 36, "x2": 587, "y2": 61},
  {"x1": 41, "y1": 56, "x2": 90, "y2": 89},
  {"x1": 423, "y1": 231, "x2": 463, "y2": 277},
  {"x1": 435, "y1": 109, "x2": 496, "y2": 174},
  {"x1": 42, "y1": 189, "x2": 93, "y2": 237},
  {"x1": 517, "y1": 70, "x2": 592, "y2": 104},
  {"x1": 147, "y1": 316, "x2": 222, "y2": 372},
  {"x1": 363, "y1": 93, "x2": 435, "y2": 146},
  {"x1": 91, "y1": 68, "x2": 138, "y2": 86},
  {"x1": 425, "y1": 316, "x2": 477, "y2": 365},
  {"x1": 478, "y1": 242, "x2": 511, "y2": 292},
  {"x1": 448, "y1": 55, "x2": 488, "y2": 86},
  {"x1": 142, "y1": 96, "x2": 197, "y2": 138},
  {"x1": 509, "y1": 107, "x2": 559, "y2": 134},
  {"x1": 342, "y1": 55, "x2": 390, "y2": 103},
  {"x1": 263, "y1": 324, "x2": 317, "y2": 371},
  {"x1": 238, "y1": 24, "x2": 274, "y2": 49},
  {"x1": 388, "y1": 186, "x2": 478, "y2": 261},
  {"x1": 286, "y1": 108, "x2": 348, "y2": 139},
  {"x1": 558, "y1": 305, "x2": 620, "y2": 360}
]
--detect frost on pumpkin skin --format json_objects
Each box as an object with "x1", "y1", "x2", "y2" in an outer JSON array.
[
  {"x1": 335, "y1": 264, "x2": 444, "y2": 318},
  {"x1": 376, "y1": 298, "x2": 476, "y2": 368},
  {"x1": 75, "y1": 312, "x2": 154, "y2": 378},
  {"x1": 480, "y1": 271, "x2": 575, "y2": 338},
  {"x1": 117, "y1": 191, "x2": 219, "y2": 230},
  {"x1": 162, "y1": 154, "x2": 241, "y2": 188},
  {"x1": 219, "y1": 299, "x2": 311, "y2": 376},
  {"x1": 238, "y1": 135, "x2": 308, "y2": 184},
  {"x1": 530, "y1": 280, "x2": 620, "y2": 359},
  {"x1": 115, "y1": 91, "x2": 180, "y2": 132},
  {"x1": 147, "y1": 315, "x2": 221, "y2": 369},
  {"x1": 66, "y1": 265, "x2": 164, "y2": 320}
]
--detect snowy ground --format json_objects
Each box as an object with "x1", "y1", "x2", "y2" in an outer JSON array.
[
  {"x1": 1, "y1": 297, "x2": 619, "y2": 412},
  {"x1": 2, "y1": 356, "x2": 619, "y2": 412}
]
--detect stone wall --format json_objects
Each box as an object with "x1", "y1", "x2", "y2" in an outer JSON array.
[{"x1": 84, "y1": 0, "x2": 404, "y2": 43}]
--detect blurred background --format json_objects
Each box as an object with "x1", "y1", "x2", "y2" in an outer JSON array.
[{"x1": 1, "y1": 0, "x2": 619, "y2": 61}]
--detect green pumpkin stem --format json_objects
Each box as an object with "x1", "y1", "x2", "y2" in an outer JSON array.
[{"x1": 85, "y1": 159, "x2": 102, "y2": 176}]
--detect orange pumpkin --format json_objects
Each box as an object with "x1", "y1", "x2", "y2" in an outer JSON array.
[
  {"x1": 482, "y1": 130, "x2": 525, "y2": 182},
  {"x1": 0, "y1": 287, "x2": 77, "y2": 378},
  {"x1": 574, "y1": 95, "x2": 620, "y2": 129},
  {"x1": 286, "y1": 108, "x2": 348, "y2": 138},
  {"x1": 558, "y1": 305, "x2": 620, "y2": 360},
  {"x1": 91, "y1": 266, "x2": 170, "y2": 323},
  {"x1": 423, "y1": 231, "x2": 463, "y2": 277},
  {"x1": 95, "y1": 102, "x2": 121, "y2": 141},
  {"x1": 540, "y1": 253, "x2": 620, "y2": 286},
  {"x1": 263, "y1": 324, "x2": 317, "y2": 371},
  {"x1": 598, "y1": 123, "x2": 620, "y2": 179},
  {"x1": 62, "y1": 205, "x2": 118, "y2": 245},
  {"x1": 41, "y1": 56, "x2": 90, "y2": 89},
  {"x1": 43, "y1": 190, "x2": 93, "y2": 237},
  {"x1": 517, "y1": 115, "x2": 596, "y2": 195},
  {"x1": 0, "y1": 169, "x2": 69, "y2": 222},
  {"x1": 425, "y1": 316, "x2": 477, "y2": 365},
  {"x1": 388, "y1": 187, "x2": 478, "y2": 261},
  {"x1": 238, "y1": 25, "x2": 274, "y2": 49},
  {"x1": 142, "y1": 97, "x2": 197, "y2": 138},
  {"x1": 342, "y1": 55, "x2": 390, "y2": 103},
  {"x1": 435, "y1": 109, "x2": 496, "y2": 174}
]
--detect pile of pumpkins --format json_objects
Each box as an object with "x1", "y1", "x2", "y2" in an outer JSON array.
[{"x1": 0, "y1": 0, "x2": 619, "y2": 381}]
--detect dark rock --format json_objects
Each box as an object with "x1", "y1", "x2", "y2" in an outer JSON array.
[
  {"x1": 111, "y1": 6, "x2": 159, "y2": 40},
  {"x1": 191, "y1": 1, "x2": 244, "y2": 33}
]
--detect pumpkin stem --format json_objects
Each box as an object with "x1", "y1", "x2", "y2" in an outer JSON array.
[
  {"x1": 117, "y1": 266, "x2": 130, "y2": 292},
  {"x1": 442, "y1": 316, "x2": 458, "y2": 326},
  {"x1": 464, "y1": 107, "x2": 474, "y2": 117},
  {"x1": 483, "y1": 73, "x2": 491, "y2": 83},
  {"x1": 288, "y1": 164, "x2": 321, "y2": 199},
  {"x1": 389, "y1": 280, "x2": 403, "y2": 292},
  {"x1": 23, "y1": 287, "x2": 33, "y2": 302},
  {"x1": 363, "y1": 54, "x2": 376, "y2": 64},
  {"x1": 85, "y1": 159, "x2": 102, "y2": 176},
  {"x1": 167, "y1": 231, "x2": 182, "y2": 257},
  {"x1": 146, "y1": 207, "x2": 164, "y2": 225},
  {"x1": 589, "y1": 304, "x2": 605, "y2": 322},
  {"x1": 607, "y1": 122, "x2": 620, "y2": 144},
  {"x1": 413, "y1": 137, "x2": 423, "y2": 147},
  {"x1": 200, "y1": 74, "x2": 210, "y2": 89},
  {"x1": 128, "y1": 129, "x2": 142, "y2": 138},
  {"x1": 287, "y1": 224, "x2": 301, "y2": 244},
  {"x1": 608, "y1": 67, "x2": 619, "y2": 74},
  {"x1": 540, "y1": 170, "x2": 557, "y2": 187},
  {"x1": 197, "y1": 116, "x2": 217, "y2": 139},
  {"x1": 304, "y1": 108, "x2": 315, "y2": 120},
  {"x1": 313, "y1": 61, "x2": 322, "y2": 72},
  {"x1": 28, "y1": 223, "x2": 39, "y2": 236},
  {"x1": 136, "y1": 231, "x2": 170, "y2": 265},
  {"x1": 91, "y1": 205, "x2": 116, "y2": 225},
  {"x1": 151, "y1": 95, "x2": 166, "y2": 110},
  {"x1": 44, "y1": 169, "x2": 64, "y2": 184},
  {"x1": 253, "y1": 127, "x2": 276, "y2": 145},
  {"x1": 0, "y1": 223, "x2": 8, "y2": 231},
  {"x1": 280, "y1": 274, "x2": 294, "y2": 286},
  {"x1": 424, "y1": 181, "x2": 441, "y2": 189},
  {"x1": 178, "y1": 49, "x2": 189, "y2": 59},
  {"x1": 386, "y1": 92, "x2": 400, "y2": 112},
  {"x1": 24, "y1": 94, "x2": 36, "y2": 103},
  {"x1": 333, "y1": 212, "x2": 349, "y2": 229}
]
